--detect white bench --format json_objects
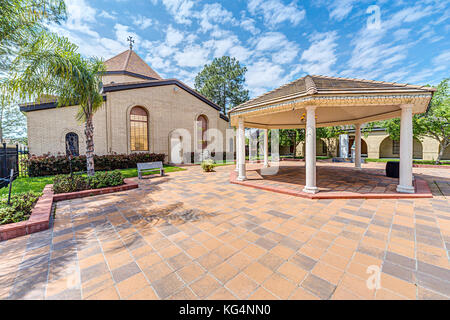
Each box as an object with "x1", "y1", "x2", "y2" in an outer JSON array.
[{"x1": 137, "y1": 162, "x2": 164, "y2": 179}]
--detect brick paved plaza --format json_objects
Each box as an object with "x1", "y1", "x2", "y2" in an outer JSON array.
[{"x1": 0, "y1": 163, "x2": 449, "y2": 300}]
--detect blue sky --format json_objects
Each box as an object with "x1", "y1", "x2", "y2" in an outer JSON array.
[{"x1": 50, "y1": 0, "x2": 450, "y2": 98}]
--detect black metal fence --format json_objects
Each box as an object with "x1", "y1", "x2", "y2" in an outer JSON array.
[{"x1": 0, "y1": 143, "x2": 29, "y2": 187}]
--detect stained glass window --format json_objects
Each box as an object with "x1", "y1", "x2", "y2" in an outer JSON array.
[{"x1": 130, "y1": 107, "x2": 149, "y2": 151}]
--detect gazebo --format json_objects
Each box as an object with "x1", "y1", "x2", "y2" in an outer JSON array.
[{"x1": 229, "y1": 75, "x2": 435, "y2": 195}]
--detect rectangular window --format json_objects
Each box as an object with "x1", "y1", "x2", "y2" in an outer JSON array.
[{"x1": 392, "y1": 140, "x2": 400, "y2": 154}]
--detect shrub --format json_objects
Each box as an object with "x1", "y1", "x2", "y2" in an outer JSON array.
[
  {"x1": 0, "y1": 192, "x2": 42, "y2": 225},
  {"x1": 201, "y1": 159, "x2": 216, "y2": 172},
  {"x1": 25, "y1": 153, "x2": 166, "y2": 177},
  {"x1": 52, "y1": 171, "x2": 124, "y2": 194}
]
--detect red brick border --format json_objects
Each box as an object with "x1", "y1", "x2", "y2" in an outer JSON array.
[
  {"x1": 230, "y1": 171, "x2": 433, "y2": 200},
  {"x1": 0, "y1": 178, "x2": 138, "y2": 241}
]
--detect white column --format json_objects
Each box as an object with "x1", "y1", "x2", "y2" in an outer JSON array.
[
  {"x1": 263, "y1": 129, "x2": 269, "y2": 168},
  {"x1": 235, "y1": 128, "x2": 239, "y2": 172},
  {"x1": 397, "y1": 104, "x2": 414, "y2": 193},
  {"x1": 237, "y1": 118, "x2": 246, "y2": 181},
  {"x1": 339, "y1": 134, "x2": 349, "y2": 158},
  {"x1": 355, "y1": 124, "x2": 362, "y2": 169},
  {"x1": 303, "y1": 106, "x2": 318, "y2": 194}
]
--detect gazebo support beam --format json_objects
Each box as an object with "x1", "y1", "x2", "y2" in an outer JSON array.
[
  {"x1": 237, "y1": 118, "x2": 247, "y2": 181},
  {"x1": 303, "y1": 106, "x2": 319, "y2": 194},
  {"x1": 397, "y1": 104, "x2": 415, "y2": 193},
  {"x1": 263, "y1": 129, "x2": 269, "y2": 168},
  {"x1": 355, "y1": 123, "x2": 362, "y2": 169}
]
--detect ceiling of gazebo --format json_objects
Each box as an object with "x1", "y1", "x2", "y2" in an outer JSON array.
[{"x1": 229, "y1": 75, "x2": 436, "y2": 129}]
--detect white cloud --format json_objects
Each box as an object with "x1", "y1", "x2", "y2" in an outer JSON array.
[
  {"x1": 301, "y1": 32, "x2": 338, "y2": 75},
  {"x1": 166, "y1": 25, "x2": 184, "y2": 47},
  {"x1": 196, "y1": 3, "x2": 235, "y2": 33},
  {"x1": 328, "y1": 0, "x2": 357, "y2": 21},
  {"x1": 240, "y1": 16, "x2": 260, "y2": 35},
  {"x1": 161, "y1": 0, "x2": 195, "y2": 25},
  {"x1": 246, "y1": 59, "x2": 287, "y2": 96},
  {"x1": 253, "y1": 32, "x2": 299, "y2": 64},
  {"x1": 174, "y1": 45, "x2": 210, "y2": 67},
  {"x1": 133, "y1": 15, "x2": 153, "y2": 30},
  {"x1": 432, "y1": 51, "x2": 450, "y2": 69},
  {"x1": 99, "y1": 10, "x2": 116, "y2": 20},
  {"x1": 248, "y1": 0, "x2": 305, "y2": 27}
]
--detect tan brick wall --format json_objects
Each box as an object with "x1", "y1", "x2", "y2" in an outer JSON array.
[{"x1": 25, "y1": 84, "x2": 229, "y2": 160}]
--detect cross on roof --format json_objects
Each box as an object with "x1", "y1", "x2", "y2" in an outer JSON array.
[{"x1": 127, "y1": 36, "x2": 135, "y2": 50}]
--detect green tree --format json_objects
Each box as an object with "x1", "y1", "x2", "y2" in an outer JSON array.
[
  {"x1": 7, "y1": 33, "x2": 106, "y2": 175},
  {"x1": 317, "y1": 126, "x2": 343, "y2": 157},
  {"x1": 194, "y1": 56, "x2": 249, "y2": 114},
  {"x1": 380, "y1": 78, "x2": 449, "y2": 164},
  {"x1": 0, "y1": 0, "x2": 66, "y2": 72},
  {"x1": 0, "y1": 101, "x2": 27, "y2": 140},
  {"x1": 279, "y1": 129, "x2": 304, "y2": 158}
]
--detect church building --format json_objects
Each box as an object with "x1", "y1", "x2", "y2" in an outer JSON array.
[{"x1": 20, "y1": 49, "x2": 231, "y2": 163}]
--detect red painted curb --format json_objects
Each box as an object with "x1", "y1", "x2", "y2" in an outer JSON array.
[
  {"x1": 413, "y1": 164, "x2": 450, "y2": 169},
  {"x1": 230, "y1": 171, "x2": 433, "y2": 200},
  {"x1": 0, "y1": 179, "x2": 138, "y2": 241}
]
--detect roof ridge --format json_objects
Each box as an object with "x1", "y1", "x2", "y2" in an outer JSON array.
[
  {"x1": 311, "y1": 74, "x2": 435, "y2": 90},
  {"x1": 123, "y1": 50, "x2": 132, "y2": 70},
  {"x1": 305, "y1": 75, "x2": 318, "y2": 95},
  {"x1": 233, "y1": 75, "x2": 308, "y2": 110}
]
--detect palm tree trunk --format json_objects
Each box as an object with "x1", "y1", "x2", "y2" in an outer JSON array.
[{"x1": 85, "y1": 114, "x2": 95, "y2": 176}]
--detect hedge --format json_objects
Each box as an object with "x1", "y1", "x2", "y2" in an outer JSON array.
[
  {"x1": 52, "y1": 171, "x2": 124, "y2": 194},
  {"x1": 25, "y1": 153, "x2": 166, "y2": 177}
]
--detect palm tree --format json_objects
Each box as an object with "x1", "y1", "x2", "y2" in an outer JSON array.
[{"x1": 6, "y1": 32, "x2": 105, "y2": 176}]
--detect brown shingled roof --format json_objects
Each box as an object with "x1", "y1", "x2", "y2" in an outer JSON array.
[
  {"x1": 104, "y1": 50, "x2": 162, "y2": 80},
  {"x1": 233, "y1": 75, "x2": 436, "y2": 111}
]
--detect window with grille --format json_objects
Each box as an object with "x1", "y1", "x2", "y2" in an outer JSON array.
[
  {"x1": 65, "y1": 132, "x2": 79, "y2": 156},
  {"x1": 130, "y1": 107, "x2": 149, "y2": 151},
  {"x1": 392, "y1": 140, "x2": 400, "y2": 154}
]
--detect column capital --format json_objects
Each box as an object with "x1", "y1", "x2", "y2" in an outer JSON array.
[
  {"x1": 399, "y1": 104, "x2": 413, "y2": 110},
  {"x1": 304, "y1": 105, "x2": 317, "y2": 111},
  {"x1": 354, "y1": 123, "x2": 362, "y2": 128}
]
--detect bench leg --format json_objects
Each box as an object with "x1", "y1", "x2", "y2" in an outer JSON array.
[
  {"x1": 138, "y1": 172, "x2": 142, "y2": 179},
  {"x1": 160, "y1": 169, "x2": 164, "y2": 176}
]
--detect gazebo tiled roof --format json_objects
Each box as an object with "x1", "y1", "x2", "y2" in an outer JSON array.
[
  {"x1": 229, "y1": 75, "x2": 436, "y2": 129},
  {"x1": 104, "y1": 50, "x2": 162, "y2": 80},
  {"x1": 233, "y1": 75, "x2": 435, "y2": 111}
]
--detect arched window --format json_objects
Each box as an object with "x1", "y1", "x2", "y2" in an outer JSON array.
[
  {"x1": 197, "y1": 115, "x2": 208, "y2": 150},
  {"x1": 130, "y1": 106, "x2": 149, "y2": 151},
  {"x1": 65, "y1": 132, "x2": 79, "y2": 156}
]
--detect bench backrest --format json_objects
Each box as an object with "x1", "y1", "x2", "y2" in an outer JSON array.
[{"x1": 137, "y1": 162, "x2": 163, "y2": 170}]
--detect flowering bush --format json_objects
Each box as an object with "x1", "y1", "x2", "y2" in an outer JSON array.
[{"x1": 25, "y1": 153, "x2": 166, "y2": 177}]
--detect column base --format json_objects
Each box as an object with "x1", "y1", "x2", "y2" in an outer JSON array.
[
  {"x1": 263, "y1": 163, "x2": 270, "y2": 168},
  {"x1": 354, "y1": 166, "x2": 362, "y2": 170},
  {"x1": 396, "y1": 185, "x2": 415, "y2": 194},
  {"x1": 237, "y1": 176, "x2": 247, "y2": 181},
  {"x1": 303, "y1": 186, "x2": 319, "y2": 194}
]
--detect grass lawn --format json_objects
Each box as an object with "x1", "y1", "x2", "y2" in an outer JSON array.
[{"x1": 0, "y1": 165, "x2": 185, "y2": 196}]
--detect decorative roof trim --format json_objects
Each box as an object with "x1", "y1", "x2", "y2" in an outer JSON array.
[
  {"x1": 103, "y1": 79, "x2": 222, "y2": 112},
  {"x1": 230, "y1": 94, "x2": 433, "y2": 117}
]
